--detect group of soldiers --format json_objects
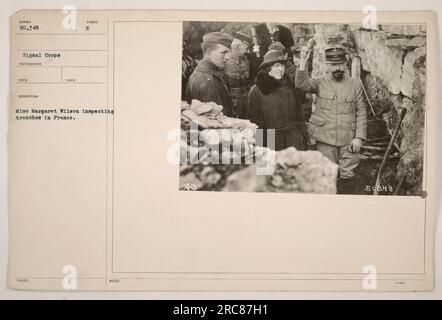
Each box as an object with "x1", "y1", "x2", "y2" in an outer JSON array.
[{"x1": 184, "y1": 30, "x2": 367, "y2": 193}]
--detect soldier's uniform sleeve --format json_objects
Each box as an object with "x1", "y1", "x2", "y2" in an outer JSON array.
[
  {"x1": 295, "y1": 68, "x2": 319, "y2": 94},
  {"x1": 187, "y1": 74, "x2": 225, "y2": 107},
  {"x1": 185, "y1": 75, "x2": 193, "y2": 104},
  {"x1": 247, "y1": 87, "x2": 265, "y2": 129},
  {"x1": 247, "y1": 53, "x2": 260, "y2": 84},
  {"x1": 354, "y1": 80, "x2": 367, "y2": 141},
  {"x1": 285, "y1": 62, "x2": 297, "y2": 85}
]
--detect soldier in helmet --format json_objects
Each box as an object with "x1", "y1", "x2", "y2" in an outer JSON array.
[
  {"x1": 224, "y1": 32, "x2": 254, "y2": 119},
  {"x1": 185, "y1": 32, "x2": 235, "y2": 117},
  {"x1": 295, "y1": 46, "x2": 367, "y2": 194}
]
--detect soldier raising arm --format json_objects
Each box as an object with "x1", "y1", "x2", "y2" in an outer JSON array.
[
  {"x1": 295, "y1": 46, "x2": 367, "y2": 193},
  {"x1": 294, "y1": 46, "x2": 320, "y2": 93}
]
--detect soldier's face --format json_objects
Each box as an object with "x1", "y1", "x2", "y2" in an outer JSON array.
[
  {"x1": 329, "y1": 63, "x2": 346, "y2": 81},
  {"x1": 268, "y1": 62, "x2": 285, "y2": 80},
  {"x1": 208, "y1": 44, "x2": 231, "y2": 69}
]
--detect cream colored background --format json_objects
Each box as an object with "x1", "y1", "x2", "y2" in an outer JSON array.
[
  {"x1": 113, "y1": 21, "x2": 425, "y2": 277},
  {"x1": 2, "y1": 1, "x2": 440, "y2": 298}
]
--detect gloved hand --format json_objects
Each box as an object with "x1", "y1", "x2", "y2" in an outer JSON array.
[{"x1": 307, "y1": 137, "x2": 317, "y2": 150}]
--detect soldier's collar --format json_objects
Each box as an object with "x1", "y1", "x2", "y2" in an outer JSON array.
[{"x1": 196, "y1": 59, "x2": 226, "y2": 80}]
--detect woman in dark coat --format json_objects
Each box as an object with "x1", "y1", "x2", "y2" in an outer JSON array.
[{"x1": 247, "y1": 50, "x2": 307, "y2": 151}]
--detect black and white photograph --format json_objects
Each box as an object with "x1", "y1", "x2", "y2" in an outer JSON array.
[
  {"x1": 180, "y1": 21, "x2": 426, "y2": 195},
  {"x1": 4, "y1": 7, "x2": 439, "y2": 295}
]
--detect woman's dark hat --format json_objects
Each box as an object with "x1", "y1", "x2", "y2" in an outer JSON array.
[{"x1": 259, "y1": 49, "x2": 288, "y2": 69}]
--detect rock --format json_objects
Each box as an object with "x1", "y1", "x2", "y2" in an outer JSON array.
[
  {"x1": 181, "y1": 110, "x2": 225, "y2": 129},
  {"x1": 348, "y1": 24, "x2": 363, "y2": 32},
  {"x1": 379, "y1": 94, "x2": 406, "y2": 139},
  {"x1": 223, "y1": 166, "x2": 268, "y2": 192},
  {"x1": 199, "y1": 166, "x2": 222, "y2": 186},
  {"x1": 407, "y1": 36, "x2": 426, "y2": 48},
  {"x1": 270, "y1": 175, "x2": 284, "y2": 188},
  {"x1": 412, "y1": 52, "x2": 426, "y2": 107},
  {"x1": 200, "y1": 129, "x2": 222, "y2": 145},
  {"x1": 181, "y1": 100, "x2": 190, "y2": 111},
  {"x1": 353, "y1": 30, "x2": 404, "y2": 94},
  {"x1": 385, "y1": 38, "x2": 411, "y2": 48},
  {"x1": 381, "y1": 25, "x2": 424, "y2": 36},
  {"x1": 179, "y1": 172, "x2": 203, "y2": 190},
  {"x1": 180, "y1": 164, "x2": 193, "y2": 175},
  {"x1": 397, "y1": 97, "x2": 425, "y2": 195},
  {"x1": 363, "y1": 73, "x2": 392, "y2": 115},
  {"x1": 191, "y1": 99, "x2": 214, "y2": 115},
  {"x1": 352, "y1": 28, "x2": 425, "y2": 195},
  {"x1": 182, "y1": 109, "x2": 258, "y2": 131},
  {"x1": 274, "y1": 148, "x2": 338, "y2": 193},
  {"x1": 191, "y1": 99, "x2": 224, "y2": 116},
  {"x1": 400, "y1": 46, "x2": 426, "y2": 98},
  {"x1": 223, "y1": 147, "x2": 338, "y2": 194},
  {"x1": 390, "y1": 93, "x2": 404, "y2": 112},
  {"x1": 354, "y1": 30, "x2": 426, "y2": 100},
  {"x1": 358, "y1": 50, "x2": 371, "y2": 72},
  {"x1": 385, "y1": 36, "x2": 425, "y2": 49}
]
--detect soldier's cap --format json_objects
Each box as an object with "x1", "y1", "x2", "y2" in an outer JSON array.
[
  {"x1": 324, "y1": 46, "x2": 347, "y2": 64},
  {"x1": 233, "y1": 32, "x2": 253, "y2": 47},
  {"x1": 202, "y1": 32, "x2": 233, "y2": 48},
  {"x1": 259, "y1": 49, "x2": 288, "y2": 69},
  {"x1": 268, "y1": 42, "x2": 287, "y2": 54}
]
